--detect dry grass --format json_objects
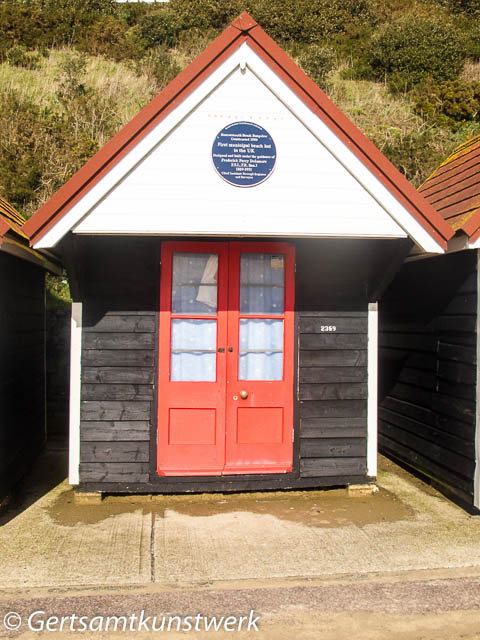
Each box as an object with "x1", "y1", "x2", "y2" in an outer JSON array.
[
  {"x1": 325, "y1": 66, "x2": 426, "y2": 150},
  {"x1": 0, "y1": 48, "x2": 157, "y2": 125}
]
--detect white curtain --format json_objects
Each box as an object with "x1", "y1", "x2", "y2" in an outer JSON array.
[
  {"x1": 239, "y1": 319, "x2": 284, "y2": 380},
  {"x1": 171, "y1": 319, "x2": 217, "y2": 381}
]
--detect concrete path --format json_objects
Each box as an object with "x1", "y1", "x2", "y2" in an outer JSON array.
[{"x1": 0, "y1": 450, "x2": 479, "y2": 590}]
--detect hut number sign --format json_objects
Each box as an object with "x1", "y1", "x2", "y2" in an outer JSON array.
[{"x1": 212, "y1": 122, "x2": 276, "y2": 187}]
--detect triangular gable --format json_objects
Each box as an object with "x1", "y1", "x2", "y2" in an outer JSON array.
[{"x1": 23, "y1": 12, "x2": 454, "y2": 252}]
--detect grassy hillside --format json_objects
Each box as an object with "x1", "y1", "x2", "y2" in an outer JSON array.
[{"x1": 1, "y1": 0, "x2": 479, "y2": 219}]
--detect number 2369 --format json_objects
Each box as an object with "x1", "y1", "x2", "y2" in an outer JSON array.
[{"x1": 320, "y1": 325, "x2": 337, "y2": 332}]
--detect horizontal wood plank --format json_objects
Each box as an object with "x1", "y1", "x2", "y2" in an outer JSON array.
[
  {"x1": 298, "y1": 383, "x2": 367, "y2": 401},
  {"x1": 299, "y1": 400, "x2": 367, "y2": 419},
  {"x1": 379, "y1": 434, "x2": 473, "y2": 496},
  {"x1": 82, "y1": 367, "x2": 155, "y2": 384},
  {"x1": 79, "y1": 462, "x2": 150, "y2": 483},
  {"x1": 299, "y1": 350, "x2": 367, "y2": 367},
  {"x1": 299, "y1": 317, "x2": 367, "y2": 334},
  {"x1": 300, "y1": 457, "x2": 366, "y2": 478},
  {"x1": 379, "y1": 407, "x2": 474, "y2": 458},
  {"x1": 300, "y1": 417, "x2": 366, "y2": 438},
  {"x1": 300, "y1": 334, "x2": 367, "y2": 350},
  {"x1": 83, "y1": 315, "x2": 156, "y2": 333},
  {"x1": 379, "y1": 420, "x2": 474, "y2": 478},
  {"x1": 83, "y1": 332, "x2": 155, "y2": 350},
  {"x1": 437, "y1": 360, "x2": 476, "y2": 385},
  {"x1": 81, "y1": 421, "x2": 150, "y2": 441},
  {"x1": 81, "y1": 442, "x2": 149, "y2": 463},
  {"x1": 82, "y1": 384, "x2": 154, "y2": 401},
  {"x1": 300, "y1": 438, "x2": 366, "y2": 458},
  {"x1": 82, "y1": 350, "x2": 155, "y2": 367},
  {"x1": 81, "y1": 401, "x2": 151, "y2": 421},
  {"x1": 299, "y1": 367, "x2": 367, "y2": 383}
]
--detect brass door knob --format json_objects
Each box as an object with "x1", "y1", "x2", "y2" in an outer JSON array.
[{"x1": 240, "y1": 390, "x2": 248, "y2": 399}]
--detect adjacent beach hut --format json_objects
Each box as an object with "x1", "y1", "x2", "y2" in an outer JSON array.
[
  {"x1": 379, "y1": 135, "x2": 480, "y2": 510},
  {"x1": 0, "y1": 197, "x2": 61, "y2": 501},
  {"x1": 23, "y1": 13, "x2": 452, "y2": 495}
]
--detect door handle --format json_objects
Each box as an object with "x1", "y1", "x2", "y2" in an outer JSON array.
[
  {"x1": 240, "y1": 390, "x2": 248, "y2": 399},
  {"x1": 228, "y1": 347, "x2": 233, "y2": 352},
  {"x1": 218, "y1": 347, "x2": 225, "y2": 353}
]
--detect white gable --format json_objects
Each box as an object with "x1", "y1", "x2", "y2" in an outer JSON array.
[{"x1": 35, "y1": 44, "x2": 442, "y2": 252}]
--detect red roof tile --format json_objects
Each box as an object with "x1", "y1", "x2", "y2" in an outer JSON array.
[
  {"x1": 419, "y1": 134, "x2": 480, "y2": 238},
  {"x1": 0, "y1": 196, "x2": 28, "y2": 241}
]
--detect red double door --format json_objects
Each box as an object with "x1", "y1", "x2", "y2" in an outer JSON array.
[{"x1": 157, "y1": 241, "x2": 295, "y2": 476}]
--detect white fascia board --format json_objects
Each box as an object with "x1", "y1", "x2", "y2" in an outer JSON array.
[
  {"x1": 367, "y1": 302, "x2": 378, "y2": 478},
  {"x1": 34, "y1": 53, "x2": 241, "y2": 249},
  {"x1": 241, "y1": 51, "x2": 444, "y2": 254},
  {"x1": 34, "y1": 43, "x2": 443, "y2": 253},
  {"x1": 475, "y1": 250, "x2": 480, "y2": 509},
  {"x1": 69, "y1": 302, "x2": 82, "y2": 485},
  {"x1": 468, "y1": 236, "x2": 480, "y2": 249}
]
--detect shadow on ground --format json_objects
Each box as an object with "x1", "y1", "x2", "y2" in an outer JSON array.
[{"x1": 0, "y1": 443, "x2": 68, "y2": 527}]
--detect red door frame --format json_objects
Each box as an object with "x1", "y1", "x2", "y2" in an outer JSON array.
[{"x1": 157, "y1": 241, "x2": 295, "y2": 476}]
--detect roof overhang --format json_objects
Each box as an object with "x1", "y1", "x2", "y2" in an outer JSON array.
[{"x1": 23, "y1": 12, "x2": 453, "y2": 254}]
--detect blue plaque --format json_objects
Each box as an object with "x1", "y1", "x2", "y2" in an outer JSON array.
[{"x1": 212, "y1": 122, "x2": 276, "y2": 187}]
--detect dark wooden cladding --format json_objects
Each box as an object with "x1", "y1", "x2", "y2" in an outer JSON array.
[
  {"x1": 300, "y1": 333, "x2": 367, "y2": 350},
  {"x1": 82, "y1": 421, "x2": 150, "y2": 441},
  {"x1": 379, "y1": 250, "x2": 477, "y2": 505},
  {"x1": 82, "y1": 384, "x2": 154, "y2": 401},
  {"x1": 74, "y1": 237, "x2": 160, "y2": 483},
  {"x1": 299, "y1": 367, "x2": 367, "y2": 383},
  {"x1": 83, "y1": 332, "x2": 155, "y2": 350},
  {"x1": 80, "y1": 442, "x2": 149, "y2": 463},
  {"x1": 72, "y1": 236, "x2": 404, "y2": 492},
  {"x1": 82, "y1": 367, "x2": 154, "y2": 384},
  {"x1": 79, "y1": 462, "x2": 150, "y2": 483},
  {"x1": 82, "y1": 350, "x2": 155, "y2": 367},
  {"x1": 81, "y1": 401, "x2": 151, "y2": 421},
  {"x1": 299, "y1": 350, "x2": 367, "y2": 367},
  {"x1": 301, "y1": 457, "x2": 366, "y2": 478},
  {"x1": 0, "y1": 253, "x2": 46, "y2": 498},
  {"x1": 298, "y1": 311, "x2": 368, "y2": 480},
  {"x1": 83, "y1": 314, "x2": 156, "y2": 333}
]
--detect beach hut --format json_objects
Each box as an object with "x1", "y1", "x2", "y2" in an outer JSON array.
[
  {"x1": 23, "y1": 13, "x2": 452, "y2": 495},
  {"x1": 0, "y1": 197, "x2": 61, "y2": 502},
  {"x1": 379, "y1": 135, "x2": 480, "y2": 510}
]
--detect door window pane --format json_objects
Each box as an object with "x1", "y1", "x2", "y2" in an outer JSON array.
[
  {"x1": 240, "y1": 253, "x2": 285, "y2": 314},
  {"x1": 172, "y1": 253, "x2": 218, "y2": 315},
  {"x1": 238, "y1": 319, "x2": 283, "y2": 380},
  {"x1": 171, "y1": 319, "x2": 216, "y2": 381}
]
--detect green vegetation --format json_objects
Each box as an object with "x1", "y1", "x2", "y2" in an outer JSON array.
[{"x1": 0, "y1": 0, "x2": 479, "y2": 222}]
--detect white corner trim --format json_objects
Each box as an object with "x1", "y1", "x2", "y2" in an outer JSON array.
[
  {"x1": 475, "y1": 251, "x2": 480, "y2": 509},
  {"x1": 69, "y1": 302, "x2": 82, "y2": 485},
  {"x1": 367, "y1": 302, "x2": 378, "y2": 477}
]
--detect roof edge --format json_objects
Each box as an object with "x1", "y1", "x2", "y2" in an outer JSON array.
[
  {"x1": 23, "y1": 22, "x2": 246, "y2": 244},
  {"x1": 245, "y1": 25, "x2": 453, "y2": 247},
  {"x1": 231, "y1": 11, "x2": 258, "y2": 31},
  {"x1": 24, "y1": 12, "x2": 452, "y2": 251}
]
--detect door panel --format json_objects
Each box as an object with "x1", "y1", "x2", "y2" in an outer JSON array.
[
  {"x1": 157, "y1": 241, "x2": 295, "y2": 477},
  {"x1": 157, "y1": 243, "x2": 228, "y2": 476},
  {"x1": 224, "y1": 243, "x2": 295, "y2": 475}
]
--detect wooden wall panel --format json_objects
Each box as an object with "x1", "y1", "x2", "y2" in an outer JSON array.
[
  {"x1": 298, "y1": 311, "x2": 368, "y2": 480},
  {"x1": 379, "y1": 250, "x2": 477, "y2": 506},
  {"x1": 0, "y1": 253, "x2": 46, "y2": 497}
]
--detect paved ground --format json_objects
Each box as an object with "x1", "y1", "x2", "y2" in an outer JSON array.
[{"x1": 1, "y1": 449, "x2": 480, "y2": 638}]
